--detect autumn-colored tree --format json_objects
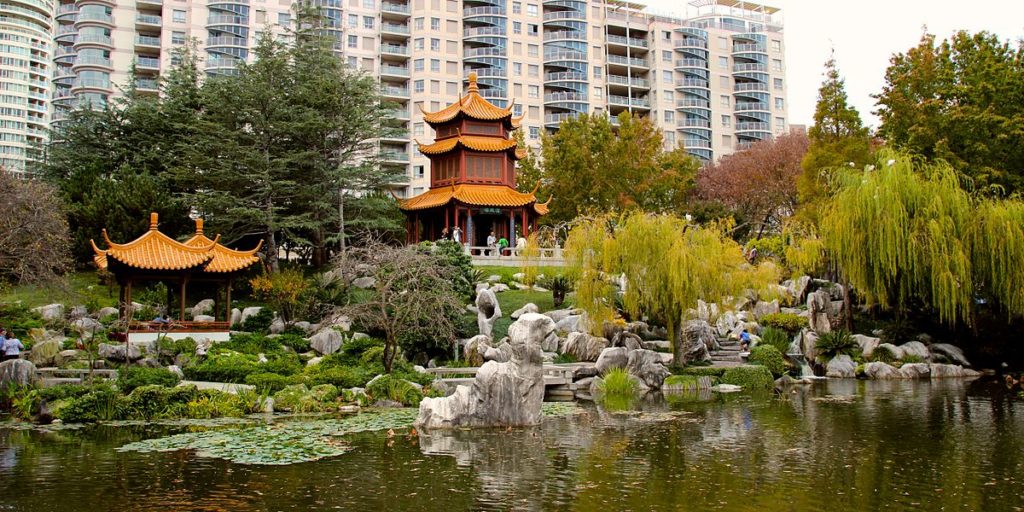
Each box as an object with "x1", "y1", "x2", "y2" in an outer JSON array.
[
  {"x1": 539, "y1": 112, "x2": 699, "y2": 223},
  {"x1": 0, "y1": 171, "x2": 71, "y2": 285},
  {"x1": 875, "y1": 31, "x2": 1024, "y2": 194},
  {"x1": 695, "y1": 131, "x2": 808, "y2": 239}
]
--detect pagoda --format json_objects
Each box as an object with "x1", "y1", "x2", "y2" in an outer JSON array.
[
  {"x1": 399, "y1": 72, "x2": 549, "y2": 246},
  {"x1": 91, "y1": 213, "x2": 262, "y2": 342}
]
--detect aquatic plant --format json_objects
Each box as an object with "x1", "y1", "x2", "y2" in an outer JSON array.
[
  {"x1": 664, "y1": 374, "x2": 703, "y2": 391},
  {"x1": 596, "y1": 368, "x2": 637, "y2": 397},
  {"x1": 720, "y1": 365, "x2": 774, "y2": 390},
  {"x1": 748, "y1": 345, "x2": 787, "y2": 377}
]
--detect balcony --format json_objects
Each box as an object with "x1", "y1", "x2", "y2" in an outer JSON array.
[
  {"x1": 733, "y1": 63, "x2": 767, "y2": 73},
  {"x1": 206, "y1": 57, "x2": 239, "y2": 70},
  {"x1": 675, "y1": 58, "x2": 706, "y2": 68},
  {"x1": 76, "y1": 33, "x2": 113, "y2": 47},
  {"x1": 544, "y1": 92, "x2": 587, "y2": 103},
  {"x1": 544, "y1": 71, "x2": 586, "y2": 82},
  {"x1": 676, "y1": 78, "x2": 709, "y2": 88},
  {"x1": 469, "y1": 67, "x2": 507, "y2": 77},
  {"x1": 734, "y1": 82, "x2": 768, "y2": 92},
  {"x1": 136, "y1": 14, "x2": 162, "y2": 27},
  {"x1": 463, "y1": 6, "x2": 504, "y2": 16},
  {"x1": 733, "y1": 43, "x2": 766, "y2": 53},
  {"x1": 136, "y1": 78, "x2": 159, "y2": 91},
  {"x1": 381, "y1": 85, "x2": 409, "y2": 98},
  {"x1": 463, "y1": 26, "x2": 504, "y2": 37},
  {"x1": 607, "y1": 75, "x2": 649, "y2": 88},
  {"x1": 386, "y1": 109, "x2": 410, "y2": 121},
  {"x1": 678, "y1": 119, "x2": 711, "y2": 128},
  {"x1": 606, "y1": 34, "x2": 648, "y2": 48},
  {"x1": 543, "y1": 30, "x2": 584, "y2": 42},
  {"x1": 77, "y1": 11, "x2": 113, "y2": 24},
  {"x1": 381, "y1": 23, "x2": 410, "y2": 35},
  {"x1": 382, "y1": 2, "x2": 410, "y2": 15},
  {"x1": 71, "y1": 77, "x2": 112, "y2": 91},
  {"x1": 381, "y1": 150, "x2": 409, "y2": 163},
  {"x1": 607, "y1": 54, "x2": 647, "y2": 68},
  {"x1": 73, "y1": 55, "x2": 113, "y2": 69},
  {"x1": 56, "y1": 4, "x2": 78, "y2": 19},
  {"x1": 380, "y1": 64, "x2": 409, "y2": 77},
  {"x1": 542, "y1": 10, "x2": 584, "y2": 22},
  {"x1": 676, "y1": 98, "x2": 710, "y2": 108},
  {"x1": 544, "y1": 49, "x2": 586, "y2": 62},
  {"x1": 735, "y1": 121, "x2": 770, "y2": 132},
  {"x1": 683, "y1": 139, "x2": 712, "y2": 149},
  {"x1": 380, "y1": 43, "x2": 409, "y2": 56},
  {"x1": 608, "y1": 95, "x2": 649, "y2": 107},
  {"x1": 207, "y1": 14, "x2": 247, "y2": 26},
  {"x1": 735, "y1": 102, "x2": 769, "y2": 112},
  {"x1": 136, "y1": 0, "x2": 162, "y2": 6},
  {"x1": 464, "y1": 47, "x2": 505, "y2": 58},
  {"x1": 544, "y1": 112, "x2": 579, "y2": 126},
  {"x1": 135, "y1": 56, "x2": 161, "y2": 70},
  {"x1": 207, "y1": 35, "x2": 247, "y2": 47},
  {"x1": 477, "y1": 88, "x2": 505, "y2": 98},
  {"x1": 675, "y1": 37, "x2": 707, "y2": 49},
  {"x1": 135, "y1": 34, "x2": 161, "y2": 48}
]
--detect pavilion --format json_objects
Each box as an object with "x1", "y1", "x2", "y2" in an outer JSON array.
[
  {"x1": 91, "y1": 213, "x2": 262, "y2": 342},
  {"x1": 398, "y1": 72, "x2": 549, "y2": 247}
]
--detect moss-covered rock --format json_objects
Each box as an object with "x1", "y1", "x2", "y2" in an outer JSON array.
[{"x1": 720, "y1": 365, "x2": 774, "y2": 391}]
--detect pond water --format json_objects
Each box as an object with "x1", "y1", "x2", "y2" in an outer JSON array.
[{"x1": 1, "y1": 379, "x2": 1023, "y2": 511}]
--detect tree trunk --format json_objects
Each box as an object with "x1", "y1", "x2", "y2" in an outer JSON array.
[
  {"x1": 264, "y1": 196, "x2": 279, "y2": 272},
  {"x1": 668, "y1": 317, "x2": 682, "y2": 367},
  {"x1": 338, "y1": 188, "x2": 347, "y2": 260},
  {"x1": 841, "y1": 278, "x2": 854, "y2": 332}
]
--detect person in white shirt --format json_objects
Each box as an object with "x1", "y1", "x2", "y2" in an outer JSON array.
[
  {"x1": 486, "y1": 231, "x2": 497, "y2": 255},
  {"x1": 2, "y1": 334, "x2": 24, "y2": 361},
  {"x1": 452, "y1": 226, "x2": 462, "y2": 245}
]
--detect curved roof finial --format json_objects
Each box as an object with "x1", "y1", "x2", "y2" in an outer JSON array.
[
  {"x1": 467, "y1": 72, "x2": 479, "y2": 94},
  {"x1": 149, "y1": 212, "x2": 159, "y2": 230},
  {"x1": 530, "y1": 180, "x2": 540, "y2": 195},
  {"x1": 195, "y1": 218, "x2": 204, "y2": 235}
]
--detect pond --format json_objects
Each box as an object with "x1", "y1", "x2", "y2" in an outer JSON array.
[{"x1": 1, "y1": 379, "x2": 1022, "y2": 511}]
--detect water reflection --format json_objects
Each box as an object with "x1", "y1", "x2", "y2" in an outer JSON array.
[{"x1": 1, "y1": 380, "x2": 1022, "y2": 511}]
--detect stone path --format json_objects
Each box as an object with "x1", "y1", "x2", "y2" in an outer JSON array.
[
  {"x1": 709, "y1": 339, "x2": 747, "y2": 369},
  {"x1": 179, "y1": 380, "x2": 255, "y2": 394}
]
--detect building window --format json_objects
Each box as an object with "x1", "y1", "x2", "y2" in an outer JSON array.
[
  {"x1": 446, "y1": 61, "x2": 457, "y2": 73},
  {"x1": 528, "y1": 64, "x2": 538, "y2": 77},
  {"x1": 446, "y1": 40, "x2": 458, "y2": 53},
  {"x1": 720, "y1": 95, "x2": 730, "y2": 107},
  {"x1": 414, "y1": 17, "x2": 424, "y2": 30},
  {"x1": 774, "y1": 78, "x2": 783, "y2": 90},
  {"x1": 662, "y1": 70, "x2": 672, "y2": 84},
  {"x1": 662, "y1": 50, "x2": 672, "y2": 62},
  {"x1": 593, "y1": 66, "x2": 602, "y2": 78},
  {"x1": 775, "y1": 117, "x2": 785, "y2": 131},
  {"x1": 526, "y1": 4, "x2": 538, "y2": 16},
  {"x1": 348, "y1": 14, "x2": 358, "y2": 27},
  {"x1": 446, "y1": 81, "x2": 457, "y2": 94},
  {"x1": 275, "y1": 12, "x2": 289, "y2": 25},
  {"x1": 362, "y1": 0, "x2": 374, "y2": 7},
  {"x1": 513, "y1": 62, "x2": 521, "y2": 75},
  {"x1": 347, "y1": 34, "x2": 358, "y2": 48},
  {"x1": 362, "y1": 15, "x2": 374, "y2": 29},
  {"x1": 447, "y1": 20, "x2": 457, "y2": 33},
  {"x1": 413, "y1": 123, "x2": 424, "y2": 136},
  {"x1": 772, "y1": 59, "x2": 782, "y2": 72},
  {"x1": 590, "y1": 86, "x2": 601, "y2": 99},
  {"x1": 512, "y1": 1, "x2": 521, "y2": 14},
  {"x1": 663, "y1": 30, "x2": 671, "y2": 40},
  {"x1": 663, "y1": 110, "x2": 674, "y2": 123},
  {"x1": 775, "y1": 97, "x2": 784, "y2": 110},
  {"x1": 430, "y1": 59, "x2": 440, "y2": 72},
  {"x1": 722, "y1": 134, "x2": 732, "y2": 147},
  {"x1": 513, "y1": 104, "x2": 523, "y2": 116},
  {"x1": 719, "y1": 75, "x2": 729, "y2": 88},
  {"x1": 529, "y1": 126, "x2": 539, "y2": 139},
  {"x1": 430, "y1": 17, "x2": 440, "y2": 30},
  {"x1": 528, "y1": 24, "x2": 538, "y2": 35},
  {"x1": 718, "y1": 56, "x2": 728, "y2": 69},
  {"x1": 414, "y1": 80, "x2": 424, "y2": 93},
  {"x1": 172, "y1": 9, "x2": 185, "y2": 22},
  {"x1": 721, "y1": 114, "x2": 731, "y2": 127},
  {"x1": 663, "y1": 90, "x2": 673, "y2": 101},
  {"x1": 347, "y1": 56, "x2": 357, "y2": 67},
  {"x1": 718, "y1": 37, "x2": 728, "y2": 50},
  {"x1": 414, "y1": 38, "x2": 424, "y2": 50},
  {"x1": 528, "y1": 85, "x2": 539, "y2": 98},
  {"x1": 430, "y1": 38, "x2": 440, "y2": 51},
  {"x1": 414, "y1": 165, "x2": 425, "y2": 179},
  {"x1": 664, "y1": 131, "x2": 675, "y2": 145},
  {"x1": 171, "y1": 31, "x2": 185, "y2": 45},
  {"x1": 771, "y1": 39, "x2": 781, "y2": 52},
  {"x1": 430, "y1": 80, "x2": 440, "y2": 93},
  {"x1": 527, "y1": 44, "x2": 538, "y2": 57},
  {"x1": 513, "y1": 21, "x2": 521, "y2": 34},
  {"x1": 413, "y1": 59, "x2": 424, "y2": 71}
]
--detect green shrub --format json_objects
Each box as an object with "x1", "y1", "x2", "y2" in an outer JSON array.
[
  {"x1": 553, "y1": 353, "x2": 577, "y2": 364},
  {"x1": 759, "y1": 326, "x2": 792, "y2": 354},
  {"x1": 277, "y1": 333, "x2": 310, "y2": 353},
  {"x1": 596, "y1": 368, "x2": 636, "y2": 396},
  {"x1": 260, "y1": 353, "x2": 303, "y2": 376},
  {"x1": 678, "y1": 366, "x2": 728, "y2": 377},
  {"x1": 218, "y1": 333, "x2": 282, "y2": 355},
  {"x1": 366, "y1": 375, "x2": 423, "y2": 407},
  {"x1": 310, "y1": 383, "x2": 339, "y2": 402},
  {"x1": 245, "y1": 372, "x2": 292, "y2": 393},
  {"x1": 240, "y1": 309, "x2": 275, "y2": 333},
  {"x1": 185, "y1": 391, "x2": 245, "y2": 418},
  {"x1": 720, "y1": 365, "x2": 774, "y2": 390},
  {"x1": 0, "y1": 302, "x2": 44, "y2": 338},
  {"x1": 304, "y1": 365, "x2": 375, "y2": 388},
  {"x1": 748, "y1": 345, "x2": 787, "y2": 377},
  {"x1": 164, "y1": 337, "x2": 196, "y2": 355},
  {"x1": 272, "y1": 384, "x2": 325, "y2": 412},
  {"x1": 184, "y1": 351, "x2": 260, "y2": 383},
  {"x1": 360, "y1": 345, "x2": 386, "y2": 365},
  {"x1": 664, "y1": 374, "x2": 703, "y2": 391},
  {"x1": 815, "y1": 329, "x2": 860, "y2": 364},
  {"x1": 117, "y1": 366, "x2": 180, "y2": 393},
  {"x1": 759, "y1": 313, "x2": 805, "y2": 334},
  {"x1": 57, "y1": 388, "x2": 125, "y2": 422},
  {"x1": 870, "y1": 345, "x2": 897, "y2": 363},
  {"x1": 901, "y1": 354, "x2": 924, "y2": 364},
  {"x1": 340, "y1": 336, "x2": 386, "y2": 359}
]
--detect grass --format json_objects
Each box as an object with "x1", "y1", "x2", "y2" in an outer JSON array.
[
  {"x1": 597, "y1": 367, "x2": 637, "y2": 396},
  {"x1": 0, "y1": 271, "x2": 118, "y2": 309},
  {"x1": 474, "y1": 265, "x2": 568, "y2": 286},
  {"x1": 485, "y1": 289, "x2": 568, "y2": 341}
]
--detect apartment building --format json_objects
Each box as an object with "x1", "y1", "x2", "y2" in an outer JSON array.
[
  {"x1": 22, "y1": 0, "x2": 786, "y2": 189},
  {"x1": 0, "y1": 0, "x2": 52, "y2": 176}
]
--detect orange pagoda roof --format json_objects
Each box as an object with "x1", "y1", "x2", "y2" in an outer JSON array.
[
  {"x1": 416, "y1": 135, "x2": 519, "y2": 156},
  {"x1": 91, "y1": 213, "x2": 261, "y2": 273},
  {"x1": 420, "y1": 72, "x2": 515, "y2": 126},
  {"x1": 400, "y1": 184, "x2": 549, "y2": 215},
  {"x1": 182, "y1": 219, "x2": 263, "y2": 273}
]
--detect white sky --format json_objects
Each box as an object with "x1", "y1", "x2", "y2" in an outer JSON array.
[{"x1": 642, "y1": 0, "x2": 1024, "y2": 128}]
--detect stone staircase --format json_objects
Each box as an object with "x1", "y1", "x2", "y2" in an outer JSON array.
[{"x1": 709, "y1": 339, "x2": 747, "y2": 368}]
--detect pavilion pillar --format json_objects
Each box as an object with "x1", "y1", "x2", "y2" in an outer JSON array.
[
  {"x1": 179, "y1": 276, "x2": 188, "y2": 322},
  {"x1": 166, "y1": 282, "x2": 174, "y2": 319},
  {"x1": 225, "y1": 278, "x2": 232, "y2": 324},
  {"x1": 467, "y1": 210, "x2": 474, "y2": 247},
  {"x1": 521, "y1": 209, "x2": 528, "y2": 237},
  {"x1": 125, "y1": 278, "x2": 133, "y2": 321}
]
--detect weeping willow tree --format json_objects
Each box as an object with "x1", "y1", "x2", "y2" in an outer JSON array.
[
  {"x1": 565, "y1": 212, "x2": 780, "y2": 364},
  {"x1": 820, "y1": 150, "x2": 1024, "y2": 329}
]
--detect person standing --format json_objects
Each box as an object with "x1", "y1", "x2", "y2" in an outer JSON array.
[
  {"x1": 452, "y1": 226, "x2": 462, "y2": 245},
  {"x1": 2, "y1": 334, "x2": 24, "y2": 361},
  {"x1": 516, "y1": 234, "x2": 528, "y2": 256},
  {"x1": 486, "y1": 231, "x2": 497, "y2": 256}
]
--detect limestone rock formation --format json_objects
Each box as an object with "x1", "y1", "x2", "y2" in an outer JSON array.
[
  {"x1": 70, "y1": 318, "x2": 103, "y2": 337},
  {"x1": 194, "y1": 315, "x2": 216, "y2": 323},
  {"x1": 899, "y1": 341, "x2": 929, "y2": 360},
  {"x1": 898, "y1": 363, "x2": 931, "y2": 379},
  {"x1": 852, "y1": 334, "x2": 880, "y2": 358},
  {"x1": 928, "y1": 343, "x2": 970, "y2": 367},
  {"x1": 98, "y1": 342, "x2": 142, "y2": 362},
  {"x1": 825, "y1": 355, "x2": 856, "y2": 378},
  {"x1": 863, "y1": 362, "x2": 899, "y2": 379},
  {"x1": 510, "y1": 303, "x2": 539, "y2": 320},
  {"x1": 595, "y1": 347, "x2": 629, "y2": 375},
  {"x1": 415, "y1": 313, "x2": 553, "y2": 429},
  {"x1": 32, "y1": 304, "x2": 64, "y2": 322},
  {"x1": 27, "y1": 339, "x2": 61, "y2": 366},
  {"x1": 560, "y1": 332, "x2": 608, "y2": 362},
  {"x1": 240, "y1": 307, "x2": 263, "y2": 325},
  {"x1": 475, "y1": 288, "x2": 502, "y2": 337},
  {"x1": 191, "y1": 299, "x2": 216, "y2": 319},
  {"x1": 96, "y1": 306, "x2": 119, "y2": 319},
  {"x1": 807, "y1": 290, "x2": 832, "y2": 334},
  {"x1": 625, "y1": 349, "x2": 670, "y2": 389},
  {"x1": 310, "y1": 329, "x2": 343, "y2": 355},
  {"x1": 0, "y1": 359, "x2": 36, "y2": 387}
]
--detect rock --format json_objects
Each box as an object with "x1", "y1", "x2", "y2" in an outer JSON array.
[
  {"x1": 262, "y1": 397, "x2": 275, "y2": 413},
  {"x1": 510, "y1": 303, "x2": 539, "y2": 320},
  {"x1": 194, "y1": 339, "x2": 215, "y2": 356},
  {"x1": 899, "y1": 341, "x2": 929, "y2": 360},
  {"x1": 595, "y1": 347, "x2": 629, "y2": 375},
  {"x1": 463, "y1": 335, "x2": 492, "y2": 366},
  {"x1": 329, "y1": 314, "x2": 352, "y2": 332},
  {"x1": 351, "y1": 332, "x2": 369, "y2": 341},
  {"x1": 877, "y1": 342, "x2": 904, "y2": 360},
  {"x1": 33, "y1": 304, "x2": 64, "y2": 322},
  {"x1": 641, "y1": 340, "x2": 671, "y2": 351},
  {"x1": 475, "y1": 288, "x2": 502, "y2": 338},
  {"x1": 715, "y1": 311, "x2": 738, "y2": 338},
  {"x1": 852, "y1": 334, "x2": 880, "y2": 358},
  {"x1": 825, "y1": 354, "x2": 856, "y2": 378},
  {"x1": 28, "y1": 339, "x2": 61, "y2": 366},
  {"x1": 560, "y1": 332, "x2": 608, "y2": 362},
  {"x1": 0, "y1": 360, "x2": 36, "y2": 387},
  {"x1": 490, "y1": 283, "x2": 510, "y2": 293},
  {"x1": 797, "y1": 330, "x2": 819, "y2": 363},
  {"x1": 415, "y1": 313, "x2": 553, "y2": 428},
  {"x1": 512, "y1": 272, "x2": 525, "y2": 281},
  {"x1": 929, "y1": 343, "x2": 970, "y2": 367},
  {"x1": 682, "y1": 320, "x2": 716, "y2": 364},
  {"x1": 555, "y1": 314, "x2": 586, "y2": 333},
  {"x1": 475, "y1": 283, "x2": 489, "y2": 294},
  {"x1": 294, "y1": 321, "x2": 312, "y2": 334},
  {"x1": 541, "y1": 331, "x2": 560, "y2": 353},
  {"x1": 483, "y1": 342, "x2": 512, "y2": 363},
  {"x1": 612, "y1": 332, "x2": 643, "y2": 351},
  {"x1": 626, "y1": 349, "x2": 670, "y2": 389},
  {"x1": 544, "y1": 309, "x2": 578, "y2": 324},
  {"x1": 230, "y1": 308, "x2": 242, "y2": 326},
  {"x1": 774, "y1": 374, "x2": 795, "y2": 388},
  {"x1": 70, "y1": 317, "x2": 103, "y2": 337},
  {"x1": 55, "y1": 349, "x2": 83, "y2": 367},
  {"x1": 807, "y1": 290, "x2": 832, "y2": 333},
  {"x1": 240, "y1": 307, "x2": 263, "y2": 325},
  {"x1": 863, "y1": 361, "x2": 899, "y2": 379},
  {"x1": 898, "y1": 363, "x2": 930, "y2": 379},
  {"x1": 138, "y1": 357, "x2": 162, "y2": 368},
  {"x1": 374, "y1": 399, "x2": 405, "y2": 408},
  {"x1": 306, "y1": 357, "x2": 323, "y2": 367},
  {"x1": 353, "y1": 276, "x2": 376, "y2": 289},
  {"x1": 929, "y1": 364, "x2": 977, "y2": 379},
  {"x1": 167, "y1": 365, "x2": 185, "y2": 378},
  {"x1": 98, "y1": 342, "x2": 142, "y2": 362},
  {"x1": 486, "y1": 275, "x2": 502, "y2": 283},
  {"x1": 713, "y1": 384, "x2": 742, "y2": 393},
  {"x1": 194, "y1": 314, "x2": 216, "y2": 323},
  {"x1": 752, "y1": 300, "x2": 780, "y2": 319},
  {"x1": 96, "y1": 306, "x2": 119, "y2": 319},
  {"x1": 788, "y1": 275, "x2": 811, "y2": 304},
  {"x1": 269, "y1": 317, "x2": 286, "y2": 334},
  {"x1": 190, "y1": 299, "x2": 216, "y2": 319},
  {"x1": 68, "y1": 305, "x2": 88, "y2": 320},
  {"x1": 310, "y1": 329, "x2": 343, "y2": 355}
]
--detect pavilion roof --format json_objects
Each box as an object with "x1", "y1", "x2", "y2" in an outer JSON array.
[
  {"x1": 91, "y1": 213, "x2": 261, "y2": 273},
  {"x1": 420, "y1": 73, "x2": 515, "y2": 126},
  {"x1": 416, "y1": 135, "x2": 520, "y2": 156},
  {"x1": 399, "y1": 184, "x2": 549, "y2": 215}
]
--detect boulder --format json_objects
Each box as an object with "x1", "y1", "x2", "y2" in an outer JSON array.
[
  {"x1": 352, "y1": 276, "x2": 376, "y2": 289},
  {"x1": 657, "y1": 352, "x2": 674, "y2": 365},
  {"x1": 96, "y1": 306, "x2": 119, "y2": 320},
  {"x1": 555, "y1": 314, "x2": 586, "y2": 334},
  {"x1": 715, "y1": 311, "x2": 739, "y2": 338},
  {"x1": 269, "y1": 317, "x2": 286, "y2": 334},
  {"x1": 483, "y1": 342, "x2": 513, "y2": 363},
  {"x1": 929, "y1": 364, "x2": 979, "y2": 379},
  {"x1": 876, "y1": 342, "x2": 904, "y2": 360},
  {"x1": 167, "y1": 365, "x2": 185, "y2": 379},
  {"x1": 899, "y1": 341, "x2": 929, "y2": 360},
  {"x1": 68, "y1": 305, "x2": 88, "y2": 320},
  {"x1": 310, "y1": 329, "x2": 343, "y2": 355},
  {"x1": 415, "y1": 313, "x2": 553, "y2": 428},
  {"x1": 194, "y1": 339, "x2": 215, "y2": 356},
  {"x1": 612, "y1": 332, "x2": 643, "y2": 351},
  {"x1": 928, "y1": 343, "x2": 970, "y2": 367},
  {"x1": 27, "y1": 339, "x2": 61, "y2": 366},
  {"x1": 512, "y1": 272, "x2": 525, "y2": 281},
  {"x1": 194, "y1": 315, "x2": 216, "y2": 323},
  {"x1": 642, "y1": 340, "x2": 671, "y2": 351},
  {"x1": 190, "y1": 299, "x2": 216, "y2": 319},
  {"x1": 560, "y1": 332, "x2": 608, "y2": 362},
  {"x1": 98, "y1": 342, "x2": 143, "y2": 362},
  {"x1": 898, "y1": 363, "x2": 930, "y2": 379},
  {"x1": 852, "y1": 334, "x2": 880, "y2": 358},
  {"x1": 825, "y1": 354, "x2": 856, "y2": 378},
  {"x1": 696, "y1": 300, "x2": 717, "y2": 322},
  {"x1": 32, "y1": 304, "x2": 64, "y2": 322},
  {"x1": 306, "y1": 357, "x2": 323, "y2": 367},
  {"x1": 463, "y1": 335, "x2": 492, "y2": 366},
  {"x1": 510, "y1": 303, "x2": 539, "y2": 320},
  {"x1": 863, "y1": 361, "x2": 899, "y2": 379},
  {"x1": 681, "y1": 320, "x2": 715, "y2": 364},
  {"x1": 351, "y1": 332, "x2": 369, "y2": 341},
  {"x1": 70, "y1": 318, "x2": 103, "y2": 337},
  {"x1": 595, "y1": 347, "x2": 629, "y2": 375},
  {"x1": 490, "y1": 283, "x2": 510, "y2": 293},
  {"x1": 0, "y1": 359, "x2": 36, "y2": 387},
  {"x1": 540, "y1": 331, "x2": 560, "y2": 353},
  {"x1": 55, "y1": 349, "x2": 83, "y2": 367},
  {"x1": 544, "y1": 309, "x2": 578, "y2": 324},
  {"x1": 240, "y1": 307, "x2": 263, "y2": 325},
  {"x1": 294, "y1": 321, "x2": 313, "y2": 334},
  {"x1": 475, "y1": 283, "x2": 489, "y2": 294},
  {"x1": 752, "y1": 300, "x2": 780, "y2": 319},
  {"x1": 230, "y1": 308, "x2": 243, "y2": 327},
  {"x1": 138, "y1": 357, "x2": 162, "y2": 369},
  {"x1": 328, "y1": 314, "x2": 352, "y2": 332},
  {"x1": 475, "y1": 288, "x2": 502, "y2": 338},
  {"x1": 788, "y1": 275, "x2": 812, "y2": 304},
  {"x1": 626, "y1": 349, "x2": 670, "y2": 389},
  {"x1": 486, "y1": 275, "x2": 502, "y2": 283},
  {"x1": 807, "y1": 290, "x2": 832, "y2": 333}
]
